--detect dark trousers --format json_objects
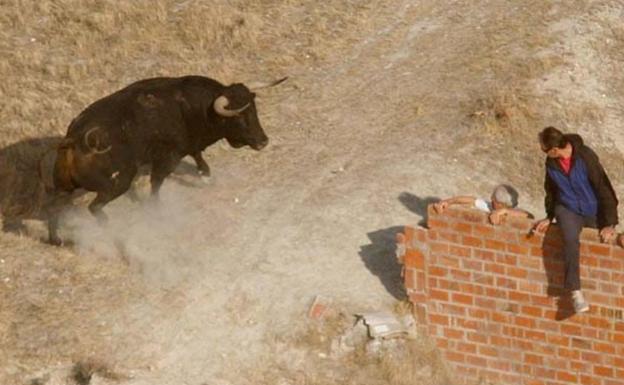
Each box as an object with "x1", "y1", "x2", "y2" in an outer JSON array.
[{"x1": 554, "y1": 205, "x2": 597, "y2": 291}]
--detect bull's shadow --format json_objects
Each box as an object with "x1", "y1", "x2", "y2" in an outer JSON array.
[
  {"x1": 0, "y1": 136, "x2": 206, "y2": 242},
  {"x1": 359, "y1": 226, "x2": 407, "y2": 300},
  {"x1": 0, "y1": 136, "x2": 64, "y2": 236},
  {"x1": 398, "y1": 192, "x2": 440, "y2": 227}
]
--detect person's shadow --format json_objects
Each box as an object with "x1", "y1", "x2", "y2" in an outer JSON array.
[
  {"x1": 359, "y1": 226, "x2": 407, "y2": 300},
  {"x1": 537, "y1": 226, "x2": 574, "y2": 320},
  {"x1": 398, "y1": 192, "x2": 440, "y2": 227}
]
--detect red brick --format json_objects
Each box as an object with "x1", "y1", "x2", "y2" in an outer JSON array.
[
  {"x1": 474, "y1": 224, "x2": 495, "y2": 237},
  {"x1": 452, "y1": 221, "x2": 473, "y2": 234},
  {"x1": 492, "y1": 311, "x2": 510, "y2": 323},
  {"x1": 496, "y1": 277, "x2": 517, "y2": 290},
  {"x1": 474, "y1": 249, "x2": 495, "y2": 261},
  {"x1": 507, "y1": 266, "x2": 528, "y2": 279},
  {"x1": 521, "y1": 305, "x2": 542, "y2": 318},
  {"x1": 546, "y1": 334, "x2": 570, "y2": 346},
  {"x1": 466, "y1": 331, "x2": 488, "y2": 344},
  {"x1": 561, "y1": 324, "x2": 582, "y2": 336},
  {"x1": 490, "y1": 335, "x2": 511, "y2": 347},
  {"x1": 430, "y1": 314, "x2": 449, "y2": 326},
  {"x1": 478, "y1": 345, "x2": 498, "y2": 357},
  {"x1": 465, "y1": 354, "x2": 487, "y2": 367},
  {"x1": 462, "y1": 235, "x2": 483, "y2": 247},
  {"x1": 404, "y1": 249, "x2": 425, "y2": 268},
  {"x1": 556, "y1": 371, "x2": 578, "y2": 382},
  {"x1": 518, "y1": 256, "x2": 543, "y2": 270},
  {"x1": 613, "y1": 333, "x2": 624, "y2": 344},
  {"x1": 457, "y1": 341, "x2": 477, "y2": 354},
  {"x1": 409, "y1": 293, "x2": 427, "y2": 303},
  {"x1": 557, "y1": 347, "x2": 580, "y2": 360},
  {"x1": 452, "y1": 293, "x2": 473, "y2": 306},
  {"x1": 430, "y1": 242, "x2": 450, "y2": 254},
  {"x1": 507, "y1": 243, "x2": 529, "y2": 255},
  {"x1": 428, "y1": 218, "x2": 448, "y2": 229},
  {"x1": 445, "y1": 350, "x2": 465, "y2": 363},
  {"x1": 485, "y1": 263, "x2": 505, "y2": 274},
  {"x1": 496, "y1": 254, "x2": 518, "y2": 266},
  {"x1": 594, "y1": 366, "x2": 614, "y2": 377},
  {"x1": 484, "y1": 239, "x2": 506, "y2": 251},
  {"x1": 515, "y1": 316, "x2": 536, "y2": 328},
  {"x1": 404, "y1": 268, "x2": 415, "y2": 289},
  {"x1": 524, "y1": 353, "x2": 543, "y2": 365},
  {"x1": 524, "y1": 330, "x2": 546, "y2": 341},
  {"x1": 449, "y1": 245, "x2": 471, "y2": 258},
  {"x1": 588, "y1": 316, "x2": 610, "y2": 329},
  {"x1": 518, "y1": 281, "x2": 543, "y2": 294},
  {"x1": 599, "y1": 257, "x2": 622, "y2": 270},
  {"x1": 450, "y1": 269, "x2": 472, "y2": 281},
  {"x1": 570, "y1": 336, "x2": 592, "y2": 350},
  {"x1": 581, "y1": 351, "x2": 603, "y2": 364},
  {"x1": 444, "y1": 327, "x2": 464, "y2": 339},
  {"x1": 534, "y1": 367, "x2": 557, "y2": 380},
  {"x1": 429, "y1": 266, "x2": 448, "y2": 277},
  {"x1": 537, "y1": 320, "x2": 560, "y2": 333},
  {"x1": 580, "y1": 255, "x2": 599, "y2": 267},
  {"x1": 435, "y1": 230, "x2": 461, "y2": 243},
  {"x1": 430, "y1": 289, "x2": 449, "y2": 302},
  {"x1": 530, "y1": 246, "x2": 545, "y2": 257},
  {"x1": 588, "y1": 244, "x2": 611, "y2": 256},
  {"x1": 579, "y1": 375, "x2": 601, "y2": 385},
  {"x1": 473, "y1": 273, "x2": 494, "y2": 285},
  {"x1": 438, "y1": 278, "x2": 459, "y2": 291},
  {"x1": 439, "y1": 255, "x2": 460, "y2": 268},
  {"x1": 456, "y1": 318, "x2": 479, "y2": 330},
  {"x1": 594, "y1": 341, "x2": 616, "y2": 354},
  {"x1": 461, "y1": 259, "x2": 483, "y2": 271}
]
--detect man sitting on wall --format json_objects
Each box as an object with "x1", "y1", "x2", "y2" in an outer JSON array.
[
  {"x1": 433, "y1": 184, "x2": 533, "y2": 225},
  {"x1": 533, "y1": 126, "x2": 618, "y2": 313}
]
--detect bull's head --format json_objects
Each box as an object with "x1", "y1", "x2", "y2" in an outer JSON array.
[{"x1": 213, "y1": 77, "x2": 287, "y2": 151}]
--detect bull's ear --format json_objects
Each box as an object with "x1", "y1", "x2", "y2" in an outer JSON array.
[{"x1": 213, "y1": 95, "x2": 250, "y2": 117}]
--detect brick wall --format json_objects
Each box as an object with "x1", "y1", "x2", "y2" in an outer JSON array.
[{"x1": 396, "y1": 205, "x2": 624, "y2": 385}]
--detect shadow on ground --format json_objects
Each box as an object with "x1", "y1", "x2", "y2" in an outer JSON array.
[
  {"x1": 398, "y1": 192, "x2": 440, "y2": 227},
  {"x1": 359, "y1": 226, "x2": 407, "y2": 300}
]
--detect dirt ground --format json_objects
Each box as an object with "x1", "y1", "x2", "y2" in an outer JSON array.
[{"x1": 2, "y1": 1, "x2": 624, "y2": 384}]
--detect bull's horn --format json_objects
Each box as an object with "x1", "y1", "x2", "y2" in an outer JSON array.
[
  {"x1": 247, "y1": 76, "x2": 288, "y2": 91},
  {"x1": 84, "y1": 126, "x2": 112, "y2": 154},
  {"x1": 213, "y1": 95, "x2": 249, "y2": 117}
]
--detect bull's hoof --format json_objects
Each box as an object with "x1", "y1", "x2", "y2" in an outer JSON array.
[{"x1": 48, "y1": 236, "x2": 63, "y2": 247}]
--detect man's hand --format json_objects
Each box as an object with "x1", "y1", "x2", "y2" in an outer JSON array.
[
  {"x1": 599, "y1": 226, "x2": 615, "y2": 243},
  {"x1": 533, "y1": 218, "x2": 551, "y2": 234},
  {"x1": 433, "y1": 201, "x2": 449, "y2": 214},
  {"x1": 489, "y1": 209, "x2": 507, "y2": 225}
]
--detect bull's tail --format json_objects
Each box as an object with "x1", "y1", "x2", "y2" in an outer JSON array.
[
  {"x1": 83, "y1": 126, "x2": 112, "y2": 154},
  {"x1": 53, "y1": 139, "x2": 78, "y2": 192}
]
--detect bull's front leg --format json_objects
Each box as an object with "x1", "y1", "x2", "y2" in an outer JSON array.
[{"x1": 191, "y1": 152, "x2": 210, "y2": 178}]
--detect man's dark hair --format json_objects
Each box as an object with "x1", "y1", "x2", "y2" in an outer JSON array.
[{"x1": 539, "y1": 126, "x2": 567, "y2": 150}]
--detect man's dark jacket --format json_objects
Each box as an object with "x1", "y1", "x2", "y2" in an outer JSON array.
[{"x1": 544, "y1": 134, "x2": 618, "y2": 228}]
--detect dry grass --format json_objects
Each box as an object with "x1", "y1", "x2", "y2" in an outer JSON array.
[{"x1": 227, "y1": 303, "x2": 452, "y2": 385}]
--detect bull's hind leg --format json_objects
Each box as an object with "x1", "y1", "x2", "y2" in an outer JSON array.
[
  {"x1": 150, "y1": 153, "x2": 182, "y2": 198},
  {"x1": 191, "y1": 152, "x2": 210, "y2": 177},
  {"x1": 88, "y1": 167, "x2": 137, "y2": 223}
]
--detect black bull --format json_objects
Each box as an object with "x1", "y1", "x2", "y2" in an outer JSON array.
[{"x1": 47, "y1": 75, "x2": 286, "y2": 245}]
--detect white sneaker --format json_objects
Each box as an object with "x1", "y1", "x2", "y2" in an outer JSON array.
[{"x1": 572, "y1": 290, "x2": 589, "y2": 313}]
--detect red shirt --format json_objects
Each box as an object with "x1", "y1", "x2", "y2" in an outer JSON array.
[{"x1": 559, "y1": 156, "x2": 572, "y2": 175}]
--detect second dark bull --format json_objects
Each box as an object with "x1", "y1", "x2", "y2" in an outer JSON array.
[{"x1": 49, "y1": 75, "x2": 287, "y2": 245}]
